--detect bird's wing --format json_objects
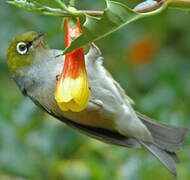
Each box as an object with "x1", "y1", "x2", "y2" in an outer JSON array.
[
  {"x1": 104, "y1": 68, "x2": 135, "y2": 106},
  {"x1": 27, "y1": 91, "x2": 141, "y2": 149}
]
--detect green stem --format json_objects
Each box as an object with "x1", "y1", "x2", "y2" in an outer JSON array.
[
  {"x1": 166, "y1": 0, "x2": 190, "y2": 9},
  {"x1": 54, "y1": 0, "x2": 83, "y2": 16},
  {"x1": 39, "y1": 6, "x2": 70, "y2": 17},
  {"x1": 7, "y1": 0, "x2": 170, "y2": 18}
]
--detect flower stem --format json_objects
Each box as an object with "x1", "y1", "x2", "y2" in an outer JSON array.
[
  {"x1": 53, "y1": 0, "x2": 83, "y2": 16},
  {"x1": 166, "y1": 0, "x2": 190, "y2": 9}
]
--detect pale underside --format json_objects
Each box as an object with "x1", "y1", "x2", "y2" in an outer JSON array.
[{"x1": 16, "y1": 46, "x2": 152, "y2": 143}]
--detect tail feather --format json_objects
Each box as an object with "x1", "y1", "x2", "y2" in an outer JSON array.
[
  {"x1": 141, "y1": 142, "x2": 177, "y2": 176},
  {"x1": 137, "y1": 112, "x2": 189, "y2": 176},
  {"x1": 137, "y1": 112, "x2": 189, "y2": 152},
  {"x1": 168, "y1": 152, "x2": 180, "y2": 164}
]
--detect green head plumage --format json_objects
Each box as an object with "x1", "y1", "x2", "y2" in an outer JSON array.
[{"x1": 7, "y1": 31, "x2": 47, "y2": 76}]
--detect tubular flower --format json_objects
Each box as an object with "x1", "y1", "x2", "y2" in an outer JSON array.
[{"x1": 55, "y1": 17, "x2": 91, "y2": 112}]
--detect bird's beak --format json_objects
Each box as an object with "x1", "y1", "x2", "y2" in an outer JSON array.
[{"x1": 32, "y1": 34, "x2": 46, "y2": 48}]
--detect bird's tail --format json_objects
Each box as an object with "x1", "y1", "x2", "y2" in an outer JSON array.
[{"x1": 137, "y1": 112, "x2": 189, "y2": 176}]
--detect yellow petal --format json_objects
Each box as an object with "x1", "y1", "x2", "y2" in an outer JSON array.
[
  {"x1": 57, "y1": 102, "x2": 69, "y2": 111},
  {"x1": 55, "y1": 76, "x2": 72, "y2": 103},
  {"x1": 62, "y1": 99, "x2": 87, "y2": 112},
  {"x1": 55, "y1": 71, "x2": 91, "y2": 112},
  {"x1": 71, "y1": 71, "x2": 91, "y2": 109}
]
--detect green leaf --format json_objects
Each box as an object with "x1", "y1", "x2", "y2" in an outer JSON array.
[
  {"x1": 7, "y1": 0, "x2": 45, "y2": 13},
  {"x1": 62, "y1": 0, "x2": 167, "y2": 54},
  {"x1": 7, "y1": 0, "x2": 61, "y2": 8},
  {"x1": 33, "y1": 0, "x2": 61, "y2": 7},
  {"x1": 7, "y1": 0, "x2": 64, "y2": 16},
  {"x1": 8, "y1": 0, "x2": 168, "y2": 54}
]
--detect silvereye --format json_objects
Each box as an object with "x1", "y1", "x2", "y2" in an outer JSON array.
[{"x1": 7, "y1": 31, "x2": 188, "y2": 176}]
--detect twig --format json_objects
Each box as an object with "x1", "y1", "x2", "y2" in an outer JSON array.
[
  {"x1": 50, "y1": 0, "x2": 165, "y2": 16},
  {"x1": 7, "y1": 0, "x2": 165, "y2": 17}
]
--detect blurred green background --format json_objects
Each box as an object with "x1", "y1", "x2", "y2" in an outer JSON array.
[{"x1": 0, "y1": 0, "x2": 190, "y2": 179}]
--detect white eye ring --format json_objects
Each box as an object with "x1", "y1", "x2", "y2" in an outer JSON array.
[{"x1": 16, "y1": 42, "x2": 28, "y2": 55}]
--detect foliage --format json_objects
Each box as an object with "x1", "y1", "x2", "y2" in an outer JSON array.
[
  {"x1": 7, "y1": 0, "x2": 190, "y2": 54},
  {"x1": 0, "y1": 0, "x2": 190, "y2": 179},
  {"x1": 62, "y1": 1, "x2": 167, "y2": 55}
]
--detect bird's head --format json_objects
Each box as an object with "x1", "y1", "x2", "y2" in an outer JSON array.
[{"x1": 7, "y1": 31, "x2": 47, "y2": 76}]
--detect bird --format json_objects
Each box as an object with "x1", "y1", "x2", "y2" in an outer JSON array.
[{"x1": 7, "y1": 31, "x2": 189, "y2": 176}]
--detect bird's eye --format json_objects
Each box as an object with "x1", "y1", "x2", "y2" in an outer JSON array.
[{"x1": 16, "y1": 42, "x2": 28, "y2": 55}]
